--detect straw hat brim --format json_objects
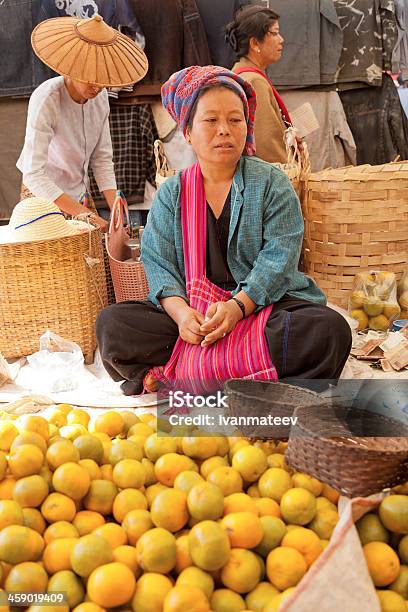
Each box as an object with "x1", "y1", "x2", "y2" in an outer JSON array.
[
  {"x1": 0, "y1": 223, "x2": 78, "y2": 245},
  {"x1": 32, "y1": 16, "x2": 149, "y2": 88}
]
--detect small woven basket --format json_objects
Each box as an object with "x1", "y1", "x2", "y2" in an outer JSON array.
[
  {"x1": 105, "y1": 193, "x2": 149, "y2": 303},
  {"x1": 302, "y1": 162, "x2": 408, "y2": 308},
  {"x1": 0, "y1": 227, "x2": 107, "y2": 363},
  {"x1": 286, "y1": 404, "x2": 408, "y2": 497},
  {"x1": 223, "y1": 379, "x2": 329, "y2": 439}
]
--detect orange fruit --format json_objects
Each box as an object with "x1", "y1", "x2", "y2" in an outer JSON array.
[
  {"x1": 207, "y1": 466, "x2": 243, "y2": 496},
  {"x1": 22, "y1": 508, "x2": 46, "y2": 534},
  {"x1": 113, "y1": 459, "x2": 145, "y2": 489},
  {"x1": 52, "y1": 462, "x2": 91, "y2": 501},
  {"x1": 280, "y1": 488, "x2": 316, "y2": 525},
  {"x1": 109, "y1": 440, "x2": 143, "y2": 465},
  {"x1": 379, "y1": 496, "x2": 408, "y2": 534},
  {"x1": 93, "y1": 523, "x2": 127, "y2": 549},
  {"x1": 220, "y1": 512, "x2": 264, "y2": 548},
  {"x1": 223, "y1": 492, "x2": 258, "y2": 515},
  {"x1": 221, "y1": 548, "x2": 261, "y2": 593},
  {"x1": 155, "y1": 453, "x2": 198, "y2": 487},
  {"x1": 163, "y1": 585, "x2": 210, "y2": 612},
  {"x1": 376, "y1": 589, "x2": 407, "y2": 612},
  {"x1": 73, "y1": 435, "x2": 104, "y2": 464},
  {"x1": 245, "y1": 582, "x2": 280, "y2": 612},
  {"x1": 131, "y1": 572, "x2": 173, "y2": 612},
  {"x1": 5, "y1": 561, "x2": 48, "y2": 592},
  {"x1": 73, "y1": 605, "x2": 106, "y2": 612},
  {"x1": 83, "y1": 480, "x2": 118, "y2": 515},
  {"x1": 200, "y1": 456, "x2": 228, "y2": 479},
  {"x1": 210, "y1": 588, "x2": 246, "y2": 612},
  {"x1": 0, "y1": 421, "x2": 19, "y2": 452},
  {"x1": 43, "y1": 521, "x2": 79, "y2": 545},
  {"x1": 43, "y1": 537, "x2": 77, "y2": 574},
  {"x1": 181, "y1": 437, "x2": 219, "y2": 460},
  {"x1": 136, "y1": 528, "x2": 177, "y2": 574},
  {"x1": 174, "y1": 470, "x2": 204, "y2": 494},
  {"x1": 151, "y1": 489, "x2": 188, "y2": 533},
  {"x1": 266, "y1": 546, "x2": 308, "y2": 590},
  {"x1": 11, "y1": 432, "x2": 47, "y2": 455},
  {"x1": 12, "y1": 475, "x2": 49, "y2": 508},
  {"x1": 144, "y1": 434, "x2": 178, "y2": 462},
  {"x1": 67, "y1": 409, "x2": 90, "y2": 428},
  {"x1": 46, "y1": 439, "x2": 80, "y2": 470},
  {"x1": 8, "y1": 444, "x2": 43, "y2": 479},
  {"x1": 17, "y1": 415, "x2": 49, "y2": 441},
  {"x1": 93, "y1": 412, "x2": 125, "y2": 438},
  {"x1": 308, "y1": 508, "x2": 339, "y2": 539},
  {"x1": 0, "y1": 525, "x2": 44, "y2": 564},
  {"x1": 291, "y1": 472, "x2": 323, "y2": 497},
  {"x1": 48, "y1": 570, "x2": 84, "y2": 609},
  {"x1": 41, "y1": 493, "x2": 76, "y2": 523},
  {"x1": 70, "y1": 533, "x2": 113, "y2": 577},
  {"x1": 390, "y1": 565, "x2": 408, "y2": 599},
  {"x1": 0, "y1": 478, "x2": 16, "y2": 501},
  {"x1": 247, "y1": 484, "x2": 261, "y2": 498},
  {"x1": 78, "y1": 459, "x2": 102, "y2": 480},
  {"x1": 363, "y1": 541, "x2": 400, "y2": 586},
  {"x1": 145, "y1": 483, "x2": 169, "y2": 507},
  {"x1": 232, "y1": 446, "x2": 268, "y2": 482},
  {"x1": 100, "y1": 464, "x2": 113, "y2": 481},
  {"x1": 113, "y1": 544, "x2": 140, "y2": 576},
  {"x1": 188, "y1": 520, "x2": 231, "y2": 571},
  {"x1": 175, "y1": 534, "x2": 193, "y2": 575},
  {"x1": 88, "y1": 562, "x2": 136, "y2": 608},
  {"x1": 254, "y1": 516, "x2": 287, "y2": 557},
  {"x1": 356, "y1": 513, "x2": 390, "y2": 546},
  {"x1": 281, "y1": 527, "x2": 323, "y2": 567},
  {"x1": 176, "y1": 566, "x2": 214, "y2": 599},
  {"x1": 47, "y1": 409, "x2": 68, "y2": 428},
  {"x1": 112, "y1": 488, "x2": 148, "y2": 523},
  {"x1": 0, "y1": 500, "x2": 24, "y2": 529},
  {"x1": 122, "y1": 509, "x2": 153, "y2": 546},
  {"x1": 187, "y1": 482, "x2": 224, "y2": 521},
  {"x1": 258, "y1": 468, "x2": 292, "y2": 502},
  {"x1": 321, "y1": 484, "x2": 340, "y2": 505},
  {"x1": 254, "y1": 498, "x2": 281, "y2": 518},
  {"x1": 141, "y1": 458, "x2": 157, "y2": 486},
  {"x1": 73, "y1": 510, "x2": 105, "y2": 536}
]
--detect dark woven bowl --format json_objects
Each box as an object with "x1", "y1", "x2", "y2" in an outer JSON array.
[
  {"x1": 286, "y1": 404, "x2": 408, "y2": 498},
  {"x1": 223, "y1": 379, "x2": 330, "y2": 439}
]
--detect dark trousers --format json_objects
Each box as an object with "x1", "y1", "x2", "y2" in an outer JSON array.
[{"x1": 96, "y1": 295, "x2": 352, "y2": 396}]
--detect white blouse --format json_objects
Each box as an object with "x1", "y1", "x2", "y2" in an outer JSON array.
[{"x1": 17, "y1": 76, "x2": 117, "y2": 202}]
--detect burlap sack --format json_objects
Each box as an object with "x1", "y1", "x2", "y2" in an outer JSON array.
[{"x1": 282, "y1": 494, "x2": 385, "y2": 611}]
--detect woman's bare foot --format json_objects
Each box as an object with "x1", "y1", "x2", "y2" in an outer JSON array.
[{"x1": 144, "y1": 369, "x2": 163, "y2": 392}]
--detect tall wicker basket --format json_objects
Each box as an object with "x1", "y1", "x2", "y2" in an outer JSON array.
[
  {"x1": 0, "y1": 228, "x2": 107, "y2": 363},
  {"x1": 302, "y1": 162, "x2": 408, "y2": 308}
]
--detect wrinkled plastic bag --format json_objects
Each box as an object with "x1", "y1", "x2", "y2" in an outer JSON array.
[
  {"x1": 19, "y1": 331, "x2": 85, "y2": 393},
  {"x1": 348, "y1": 270, "x2": 400, "y2": 332}
]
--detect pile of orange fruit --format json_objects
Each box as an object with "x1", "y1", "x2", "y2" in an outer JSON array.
[{"x1": 0, "y1": 406, "x2": 343, "y2": 611}]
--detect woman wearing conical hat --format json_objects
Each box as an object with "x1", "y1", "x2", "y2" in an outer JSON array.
[{"x1": 16, "y1": 15, "x2": 148, "y2": 231}]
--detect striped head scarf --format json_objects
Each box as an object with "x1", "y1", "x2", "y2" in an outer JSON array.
[{"x1": 161, "y1": 65, "x2": 257, "y2": 156}]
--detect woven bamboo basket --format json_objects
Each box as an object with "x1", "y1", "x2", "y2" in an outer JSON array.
[
  {"x1": 223, "y1": 379, "x2": 329, "y2": 439},
  {"x1": 286, "y1": 404, "x2": 408, "y2": 497},
  {"x1": 302, "y1": 162, "x2": 408, "y2": 308},
  {"x1": 0, "y1": 228, "x2": 107, "y2": 363}
]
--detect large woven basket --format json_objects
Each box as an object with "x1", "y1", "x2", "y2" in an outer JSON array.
[
  {"x1": 0, "y1": 228, "x2": 107, "y2": 364},
  {"x1": 302, "y1": 162, "x2": 408, "y2": 308},
  {"x1": 286, "y1": 404, "x2": 408, "y2": 497},
  {"x1": 223, "y1": 379, "x2": 329, "y2": 439}
]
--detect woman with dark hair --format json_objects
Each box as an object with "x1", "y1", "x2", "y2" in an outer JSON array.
[
  {"x1": 96, "y1": 65, "x2": 352, "y2": 396},
  {"x1": 226, "y1": 5, "x2": 290, "y2": 164}
]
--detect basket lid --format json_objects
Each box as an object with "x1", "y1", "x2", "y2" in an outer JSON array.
[{"x1": 309, "y1": 161, "x2": 408, "y2": 183}]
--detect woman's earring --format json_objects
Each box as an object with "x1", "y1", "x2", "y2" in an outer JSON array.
[{"x1": 257, "y1": 49, "x2": 261, "y2": 53}]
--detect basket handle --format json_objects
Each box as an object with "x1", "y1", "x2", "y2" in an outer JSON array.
[{"x1": 109, "y1": 190, "x2": 130, "y2": 235}]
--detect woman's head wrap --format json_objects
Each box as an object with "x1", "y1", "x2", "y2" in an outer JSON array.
[{"x1": 161, "y1": 65, "x2": 257, "y2": 155}]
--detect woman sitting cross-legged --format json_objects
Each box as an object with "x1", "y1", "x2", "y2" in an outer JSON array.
[{"x1": 96, "y1": 65, "x2": 352, "y2": 396}]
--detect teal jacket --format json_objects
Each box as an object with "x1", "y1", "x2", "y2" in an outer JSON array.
[{"x1": 141, "y1": 156, "x2": 326, "y2": 309}]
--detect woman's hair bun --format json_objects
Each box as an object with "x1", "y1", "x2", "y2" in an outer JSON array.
[{"x1": 225, "y1": 23, "x2": 238, "y2": 52}]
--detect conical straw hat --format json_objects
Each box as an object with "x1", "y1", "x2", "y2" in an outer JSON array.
[{"x1": 31, "y1": 15, "x2": 148, "y2": 87}]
